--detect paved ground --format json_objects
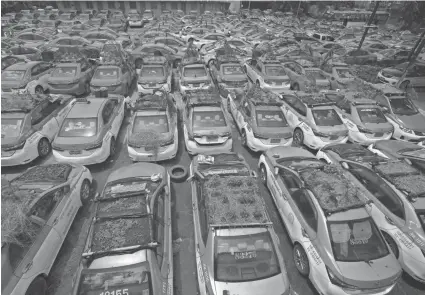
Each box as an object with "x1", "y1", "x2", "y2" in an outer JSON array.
[{"x1": 3, "y1": 75, "x2": 425, "y2": 295}]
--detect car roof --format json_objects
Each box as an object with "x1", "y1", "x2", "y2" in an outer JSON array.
[
  {"x1": 107, "y1": 162, "x2": 165, "y2": 183},
  {"x1": 67, "y1": 98, "x2": 106, "y2": 118},
  {"x1": 5, "y1": 61, "x2": 41, "y2": 70}
]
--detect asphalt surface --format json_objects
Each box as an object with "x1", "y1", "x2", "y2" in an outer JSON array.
[{"x1": 3, "y1": 73, "x2": 425, "y2": 295}]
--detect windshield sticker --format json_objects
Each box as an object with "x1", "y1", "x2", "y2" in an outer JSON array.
[
  {"x1": 203, "y1": 169, "x2": 238, "y2": 176},
  {"x1": 235, "y1": 251, "x2": 257, "y2": 260},
  {"x1": 65, "y1": 121, "x2": 95, "y2": 131},
  {"x1": 349, "y1": 238, "x2": 369, "y2": 245},
  {"x1": 306, "y1": 244, "x2": 322, "y2": 265},
  {"x1": 394, "y1": 231, "x2": 414, "y2": 250}
]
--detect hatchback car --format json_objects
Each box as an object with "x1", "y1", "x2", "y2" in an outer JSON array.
[
  {"x1": 325, "y1": 92, "x2": 394, "y2": 145},
  {"x1": 71, "y1": 163, "x2": 173, "y2": 295},
  {"x1": 190, "y1": 152, "x2": 292, "y2": 295},
  {"x1": 182, "y1": 90, "x2": 232, "y2": 155},
  {"x1": 52, "y1": 95, "x2": 125, "y2": 165},
  {"x1": 1, "y1": 93, "x2": 75, "y2": 166},
  {"x1": 280, "y1": 92, "x2": 349, "y2": 150},
  {"x1": 228, "y1": 86, "x2": 293, "y2": 151},
  {"x1": 258, "y1": 147, "x2": 402, "y2": 295},
  {"x1": 137, "y1": 56, "x2": 172, "y2": 94},
  {"x1": 127, "y1": 91, "x2": 178, "y2": 162}
]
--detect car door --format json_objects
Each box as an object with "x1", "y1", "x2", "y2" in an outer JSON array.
[
  {"x1": 80, "y1": 61, "x2": 93, "y2": 83},
  {"x1": 109, "y1": 98, "x2": 125, "y2": 137},
  {"x1": 35, "y1": 62, "x2": 54, "y2": 84},
  {"x1": 289, "y1": 189, "x2": 318, "y2": 245},
  {"x1": 37, "y1": 100, "x2": 62, "y2": 140}
]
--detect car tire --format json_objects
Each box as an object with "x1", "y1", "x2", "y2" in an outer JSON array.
[
  {"x1": 169, "y1": 165, "x2": 188, "y2": 182},
  {"x1": 293, "y1": 243, "x2": 310, "y2": 277},
  {"x1": 259, "y1": 164, "x2": 267, "y2": 184},
  {"x1": 382, "y1": 231, "x2": 399, "y2": 258},
  {"x1": 35, "y1": 86, "x2": 44, "y2": 95},
  {"x1": 25, "y1": 276, "x2": 47, "y2": 295},
  {"x1": 80, "y1": 179, "x2": 91, "y2": 203},
  {"x1": 109, "y1": 137, "x2": 116, "y2": 159},
  {"x1": 37, "y1": 138, "x2": 51, "y2": 158},
  {"x1": 293, "y1": 129, "x2": 304, "y2": 147},
  {"x1": 241, "y1": 129, "x2": 247, "y2": 146}
]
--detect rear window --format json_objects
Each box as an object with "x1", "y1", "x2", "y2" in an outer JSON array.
[
  {"x1": 93, "y1": 68, "x2": 119, "y2": 79},
  {"x1": 256, "y1": 110, "x2": 288, "y2": 128},
  {"x1": 133, "y1": 114, "x2": 169, "y2": 134},
  {"x1": 59, "y1": 118, "x2": 97, "y2": 137},
  {"x1": 140, "y1": 66, "x2": 165, "y2": 78},
  {"x1": 335, "y1": 68, "x2": 354, "y2": 78},
  {"x1": 265, "y1": 66, "x2": 286, "y2": 76},
  {"x1": 357, "y1": 107, "x2": 387, "y2": 124},
  {"x1": 222, "y1": 65, "x2": 244, "y2": 75},
  {"x1": 312, "y1": 109, "x2": 343, "y2": 126},
  {"x1": 183, "y1": 67, "x2": 207, "y2": 78},
  {"x1": 1, "y1": 118, "x2": 23, "y2": 138},
  {"x1": 53, "y1": 66, "x2": 77, "y2": 77},
  {"x1": 215, "y1": 231, "x2": 281, "y2": 282},
  {"x1": 2, "y1": 70, "x2": 26, "y2": 80},
  {"x1": 193, "y1": 110, "x2": 226, "y2": 128}
]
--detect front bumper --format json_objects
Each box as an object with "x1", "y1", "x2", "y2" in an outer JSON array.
[
  {"x1": 392, "y1": 126, "x2": 425, "y2": 143},
  {"x1": 304, "y1": 135, "x2": 349, "y2": 150},
  {"x1": 348, "y1": 130, "x2": 392, "y2": 145},
  {"x1": 1, "y1": 143, "x2": 39, "y2": 167},
  {"x1": 127, "y1": 141, "x2": 178, "y2": 162},
  {"x1": 52, "y1": 145, "x2": 110, "y2": 165},
  {"x1": 49, "y1": 83, "x2": 85, "y2": 95},
  {"x1": 129, "y1": 21, "x2": 143, "y2": 27},
  {"x1": 262, "y1": 84, "x2": 291, "y2": 93},
  {"x1": 313, "y1": 278, "x2": 396, "y2": 295},
  {"x1": 399, "y1": 246, "x2": 425, "y2": 283},
  {"x1": 185, "y1": 138, "x2": 232, "y2": 155}
]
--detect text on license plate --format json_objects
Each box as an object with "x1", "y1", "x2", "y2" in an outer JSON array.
[
  {"x1": 69, "y1": 150, "x2": 82, "y2": 155},
  {"x1": 270, "y1": 139, "x2": 280, "y2": 143},
  {"x1": 99, "y1": 289, "x2": 131, "y2": 295},
  {"x1": 374, "y1": 132, "x2": 383, "y2": 137},
  {"x1": 329, "y1": 135, "x2": 338, "y2": 140},
  {"x1": 191, "y1": 83, "x2": 200, "y2": 87}
]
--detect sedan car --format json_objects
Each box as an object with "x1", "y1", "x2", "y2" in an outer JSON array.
[
  {"x1": 128, "y1": 14, "x2": 143, "y2": 27},
  {"x1": 182, "y1": 90, "x2": 232, "y2": 155},
  {"x1": 244, "y1": 58, "x2": 291, "y2": 93},
  {"x1": 377, "y1": 61, "x2": 425, "y2": 89},
  {"x1": 137, "y1": 56, "x2": 172, "y2": 94},
  {"x1": 375, "y1": 49, "x2": 410, "y2": 67},
  {"x1": 190, "y1": 152, "x2": 292, "y2": 295},
  {"x1": 210, "y1": 55, "x2": 248, "y2": 97},
  {"x1": 71, "y1": 163, "x2": 173, "y2": 295},
  {"x1": 131, "y1": 43, "x2": 184, "y2": 69},
  {"x1": 1, "y1": 93, "x2": 75, "y2": 166},
  {"x1": 258, "y1": 146, "x2": 402, "y2": 295},
  {"x1": 52, "y1": 95, "x2": 125, "y2": 165},
  {"x1": 12, "y1": 31, "x2": 50, "y2": 48},
  {"x1": 280, "y1": 92, "x2": 349, "y2": 150},
  {"x1": 343, "y1": 49, "x2": 377, "y2": 65},
  {"x1": 106, "y1": 17, "x2": 128, "y2": 33},
  {"x1": 179, "y1": 58, "x2": 213, "y2": 94},
  {"x1": 6, "y1": 45, "x2": 42, "y2": 61},
  {"x1": 1, "y1": 54, "x2": 28, "y2": 71},
  {"x1": 90, "y1": 62, "x2": 135, "y2": 96},
  {"x1": 282, "y1": 60, "x2": 333, "y2": 91},
  {"x1": 228, "y1": 86, "x2": 293, "y2": 152},
  {"x1": 367, "y1": 140, "x2": 425, "y2": 172},
  {"x1": 127, "y1": 91, "x2": 178, "y2": 161},
  {"x1": 2, "y1": 163, "x2": 93, "y2": 295}
]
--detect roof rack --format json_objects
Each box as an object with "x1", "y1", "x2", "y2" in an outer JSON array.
[
  {"x1": 300, "y1": 165, "x2": 368, "y2": 214},
  {"x1": 203, "y1": 175, "x2": 271, "y2": 226},
  {"x1": 186, "y1": 89, "x2": 221, "y2": 107}
]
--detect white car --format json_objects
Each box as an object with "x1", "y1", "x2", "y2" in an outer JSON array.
[
  {"x1": 128, "y1": 14, "x2": 143, "y2": 27},
  {"x1": 178, "y1": 59, "x2": 213, "y2": 95},
  {"x1": 137, "y1": 56, "x2": 172, "y2": 94},
  {"x1": 244, "y1": 58, "x2": 291, "y2": 93}
]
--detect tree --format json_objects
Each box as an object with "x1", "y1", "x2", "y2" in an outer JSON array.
[{"x1": 400, "y1": 1, "x2": 425, "y2": 30}]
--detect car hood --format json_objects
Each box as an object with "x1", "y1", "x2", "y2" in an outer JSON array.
[
  {"x1": 361, "y1": 122, "x2": 393, "y2": 133},
  {"x1": 335, "y1": 255, "x2": 401, "y2": 289},
  {"x1": 395, "y1": 113, "x2": 425, "y2": 132},
  {"x1": 214, "y1": 274, "x2": 289, "y2": 295}
]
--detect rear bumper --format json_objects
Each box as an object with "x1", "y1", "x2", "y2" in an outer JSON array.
[
  {"x1": 137, "y1": 83, "x2": 170, "y2": 94},
  {"x1": 127, "y1": 141, "x2": 178, "y2": 162},
  {"x1": 52, "y1": 146, "x2": 109, "y2": 165},
  {"x1": 399, "y1": 247, "x2": 425, "y2": 283},
  {"x1": 304, "y1": 135, "x2": 349, "y2": 150},
  {"x1": 246, "y1": 130, "x2": 292, "y2": 152},
  {"x1": 1, "y1": 143, "x2": 39, "y2": 167},
  {"x1": 91, "y1": 85, "x2": 124, "y2": 95},
  {"x1": 185, "y1": 138, "x2": 232, "y2": 156}
]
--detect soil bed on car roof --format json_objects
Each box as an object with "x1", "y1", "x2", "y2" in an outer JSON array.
[{"x1": 97, "y1": 195, "x2": 148, "y2": 214}]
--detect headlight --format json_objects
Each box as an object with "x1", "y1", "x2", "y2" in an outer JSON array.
[
  {"x1": 313, "y1": 129, "x2": 329, "y2": 138},
  {"x1": 399, "y1": 125, "x2": 414, "y2": 134},
  {"x1": 3, "y1": 140, "x2": 26, "y2": 151}
]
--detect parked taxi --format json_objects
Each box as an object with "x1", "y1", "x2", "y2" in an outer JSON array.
[{"x1": 137, "y1": 56, "x2": 172, "y2": 94}]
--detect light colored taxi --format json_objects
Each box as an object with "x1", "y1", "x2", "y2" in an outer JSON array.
[
  {"x1": 71, "y1": 163, "x2": 173, "y2": 295},
  {"x1": 52, "y1": 94, "x2": 125, "y2": 165},
  {"x1": 1, "y1": 92, "x2": 75, "y2": 166},
  {"x1": 258, "y1": 146, "x2": 402, "y2": 295},
  {"x1": 190, "y1": 152, "x2": 293, "y2": 295},
  {"x1": 228, "y1": 86, "x2": 293, "y2": 152},
  {"x1": 178, "y1": 57, "x2": 213, "y2": 95},
  {"x1": 280, "y1": 92, "x2": 349, "y2": 150},
  {"x1": 137, "y1": 56, "x2": 172, "y2": 94},
  {"x1": 127, "y1": 91, "x2": 178, "y2": 162},
  {"x1": 2, "y1": 163, "x2": 93, "y2": 295},
  {"x1": 182, "y1": 89, "x2": 232, "y2": 155}
]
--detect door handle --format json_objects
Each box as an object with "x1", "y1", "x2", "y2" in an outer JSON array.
[
  {"x1": 23, "y1": 261, "x2": 33, "y2": 273},
  {"x1": 52, "y1": 218, "x2": 59, "y2": 226}
]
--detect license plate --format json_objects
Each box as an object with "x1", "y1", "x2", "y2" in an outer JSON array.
[
  {"x1": 270, "y1": 139, "x2": 281, "y2": 143},
  {"x1": 69, "y1": 150, "x2": 82, "y2": 155},
  {"x1": 192, "y1": 83, "x2": 200, "y2": 87},
  {"x1": 235, "y1": 251, "x2": 257, "y2": 260},
  {"x1": 149, "y1": 83, "x2": 156, "y2": 87},
  {"x1": 329, "y1": 135, "x2": 338, "y2": 140},
  {"x1": 374, "y1": 132, "x2": 383, "y2": 137},
  {"x1": 207, "y1": 135, "x2": 219, "y2": 142}
]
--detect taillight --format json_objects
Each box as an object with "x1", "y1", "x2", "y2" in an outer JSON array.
[{"x1": 85, "y1": 141, "x2": 103, "y2": 150}]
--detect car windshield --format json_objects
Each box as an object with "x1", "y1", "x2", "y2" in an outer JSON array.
[
  {"x1": 59, "y1": 118, "x2": 97, "y2": 137},
  {"x1": 133, "y1": 114, "x2": 169, "y2": 133},
  {"x1": 357, "y1": 107, "x2": 387, "y2": 124},
  {"x1": 256, "y1": 110, "x2": 288, "y2": 128},
  {"x1": 389, "y1": 97, "x2": 419, "y2": 115},
  {"x1": 336, "y1": 68, "x2": 354, "y2": 78},
  {"x1": 312, "y1": 109, "x2": 343, "y2": 126},
  {"x1": 93, "y1": 68, "x2": 119, "y2": 79},
  {"x1": 215, "y1": 231, "x2": 281, "y2": 282},
  {"x1": 276, "y1": 157, "x2": 323, "y2": 170},
  {"x1": 53, "y1": 66, "x2": 77, "y2": 77},
  {"x1": 265, "y1": 66, "x2": 286, "y2": 76},
  {"x1": 328, "y1": 217, "x2": 389, "y2": 262},
  {"x1": 140, "y1": 66, "x2": 165, "y2": 77},
  {"x1": 183, "y1": 67, "x2": 207, "y2": 78},
  {"x1": 193, "y1": 110, "x2": 226, "y2": 128},
  {"x1": 222, "y1": 65, "x2": 244, "y2": 75},
  {"x1": 1, "y1": 118, "x2": 23, "y2": 138},
  {"x1": 2, "y1": 70, "x2": 26, "y2": 80}
]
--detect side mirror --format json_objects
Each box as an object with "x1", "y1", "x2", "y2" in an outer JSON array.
[
  {"x1": 341, "y1": 162, "x2": 349, "y2": 170},
  {"x1": 274, "y1": 167, "x2": 279, "y2": 175}
]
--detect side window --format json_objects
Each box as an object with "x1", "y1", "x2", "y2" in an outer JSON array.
[
  {"x1": 31, "y1": 186, "x2": 67, "y2": 221},
  {"x1": 313, "y1": 33, "x2": 320, "y2": 39},
  {"x1": 102, "y1": 103, "x2": 114, "y2": 125},
  {"x1": 375, "y1": 94, "x2": 390, "y2": 109},
  {"x1": 56, "y1": 39, "x2": 70, "y2": 45},
  {"x1": 280, "y1": 170, "x2": 301, "y2": 192},
  {"x1": 154, "y1": 190, "x2": 165, "y2": 266},
  {"x1": 197, "y1": 182, "x2": 209, "y2": 244},
  {"x1": 294, "y1": 99, "x2": 307, "y2": 117},
  {"x1": 256, "y1": 64, "x2": 262, "y2": 72},
  {"x1": 33, "y1": 34, "x2": 46, "y2": 41},
  {"x1": 40, "y1": 101, "x2": 60, "y2": 118},
  {"x1": 70, "y1": 39, "x2": 84, "y2": 46},
  {"x1": 292, "y1": 189, "x2": 318, "y2": 231},
  {"x1": 38, "y1": 63, "x2": 51, "y2": 74}
]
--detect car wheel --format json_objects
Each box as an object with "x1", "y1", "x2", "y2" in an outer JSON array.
[
  {"x1": 35, "y1": 86, "x2": 44, "y2": 94},
  {"x1": 37, "y1": 138, "x2": 51, "y2": 158},
  {"x1": 25, "y1": 276, "x2": 47, "y2": 295},
  {"x1": 293, "y1": 244, "x2": 310, "y2": 277},
  {"x1": 109, "y1": 137, "x2": 116, "y2": 158},
  {"x1": 135, "y1": 59, "x2": 143, "y2": 69},
  {"x1": 80, "y1": 179, "x2": 91, "y2": 203},
  {"x1": 169, "y1": 165, "x2": 188, "y2": 182},
  {"x1": 293, "y1": 129, "x2": 304, "y2": 147},
  {"x1": 241, "y1": 129, "x2": 247, "y2": 146},
  {"x1": 382, "y1": 231, "x2": 399, "y2": 258},
  {"x1": 260, "y1": 164, "x2": 267, "y2": 184}
]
